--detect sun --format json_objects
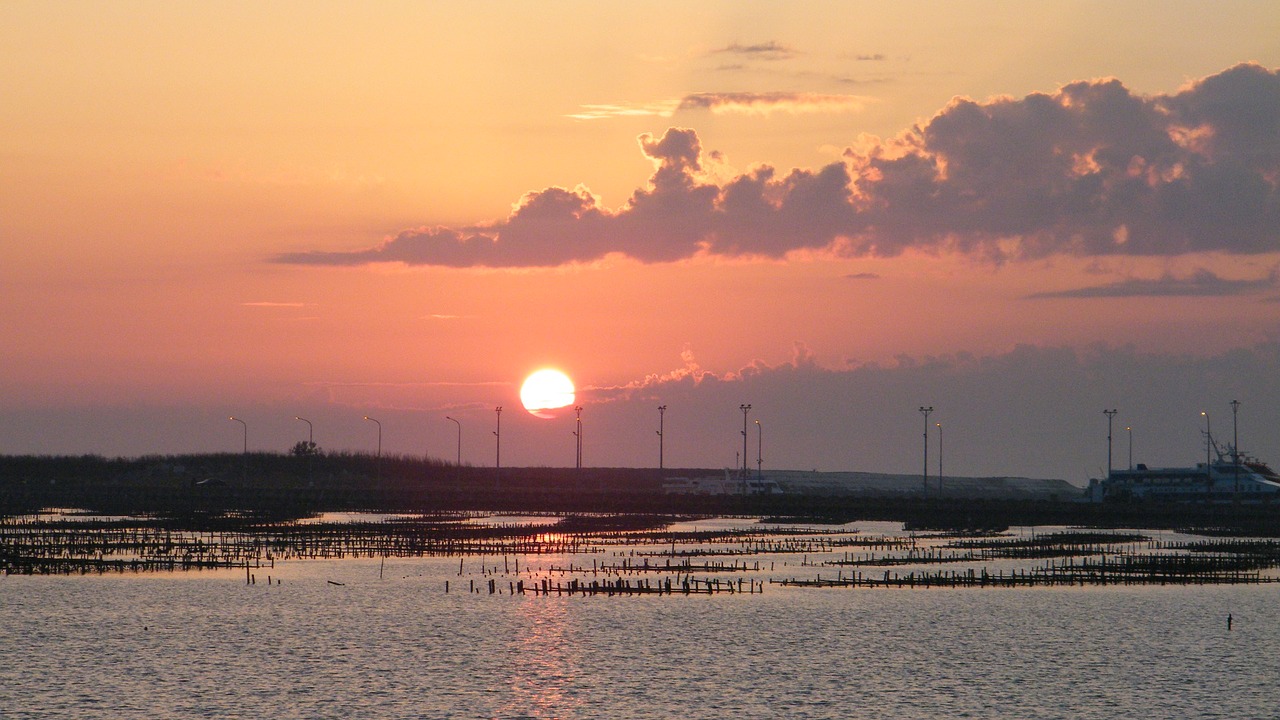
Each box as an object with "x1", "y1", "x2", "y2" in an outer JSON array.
[{"x1": 520, "y1": 369, "x2": 576, "y2": 419}]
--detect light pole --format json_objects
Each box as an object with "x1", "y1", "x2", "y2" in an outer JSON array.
[
  {"x1": 574, "y1": 405, "x2": 583, "y2": 471},
  {"x1": 657, "y1": 405, "x2": 666, "y2": 471},
  {"x1": 755, "y1": 419, "x2": 762, "y2": 480},
  {"x1": 1103, "y1": 409, "x2": 1117, "y2": 477},
  {"x1": 1126, "y1": 426, "x2": 1132, "y2": 470},
  {"x1": 1201, "y1": 411, "x2": 1211, "y2": 480},
  {"x1": 494, "y1": 406, "x2": 502, "y2": 489},
  {"x1": 1231, "y1": 399, "x2": 1241, "y2": 491},
  {"x1": 364, "y1": 415, "x2": 382, "y2": 480},
  {"x1": 739, "y1": 404, "x2": 751, "y2": 481},
  {"x1": 936, "y1": 422, "x2": 942, "y2": 497},
  {"x1": 363, "y1": 416, "x2": 382, "y2": 457},
  {"x1": 295, "y1": 415, "x2": 314, "y2": 481},
  {"x1": 229, "y1": 416, "x2": 247, "y2": 454},
  {"x1": 919, "y1": 407, "x2": 933, "y2": 493},
  {"x1": 229, "y1": 416, "x2": 247, "y2": 482},
  {"x1": 295, "y1": 416, "x2": 313, "y2": 449},
  {"x1": 445, "y1": 416, "x2": 461, "y2": 466}
]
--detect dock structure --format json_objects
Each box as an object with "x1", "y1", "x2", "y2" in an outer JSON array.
[{"x1": 5, "y1": 513, "x2": 1280, "y2": 590}]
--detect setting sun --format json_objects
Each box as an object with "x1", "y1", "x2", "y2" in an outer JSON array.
[{"x1": 520, "y1": 369, "x2": 576, "y2": 419}]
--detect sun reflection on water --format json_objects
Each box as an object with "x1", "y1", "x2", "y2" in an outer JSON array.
[{"x1": 500, "y1": 598, "x2": 583, "y2": 718}]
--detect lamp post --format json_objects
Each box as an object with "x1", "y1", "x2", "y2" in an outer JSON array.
[
  {"x1": 657, "y1": 405, "x2": 666, "y2": 471},
  {"x1": 1103, "y1": 409, "x2": 1117, "y2": 477},
  {"x1": 363, "y1": 416, "x2": 381, "y2": 457},
  {"x1": 1201, "y1": 411, "x2": 1211, "y2": 480},
  {"x1": 364, "y1": 415, "x2": 382, "y2": 480},
  {"x1": 755, "y1": 419, "x2": 762, "y2": 480},
  {"x1": 919, "y1": 407, "x2": 933, "y2": 494},
  {"x1": 445, "y1": 416, "x2": 461, "y2": 466},
  {"x1": 1231, "y1": 399, "x2": 1241, "y2": 491},
  {"x1": 295, "y1": 415, "x2": 314, "y2": 481},
  {"x1": 574, "y1": 405, "x2": 583, "y2": 471},
  {"x1": 936, "y1": 422, "x2": 942, "y2": 497},
  {"x1": 295, "y1": 416, "x2": 313, "y2": 448},
  {"x1": 739, "y1": 404, "x2": 751, "y2": 480},
  {"x1": 229, "y1": 416, "x2": 247, "y2": 454},
  {"x1": 1126, "y1": 426, "x2": 1132, "y2": 470},
  {"x1": 494, "y1": 406, "x2": 502, "y2": 489},
  {"x1": 229, "y1": 416, "x2": 247, "y2": 482}
]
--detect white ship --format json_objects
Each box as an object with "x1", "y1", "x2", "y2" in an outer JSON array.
[{"x1": 1086, "y1": 449, "x2": 1280, "y2": 502}]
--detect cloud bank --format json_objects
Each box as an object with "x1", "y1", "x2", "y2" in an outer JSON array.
[
  {"x1": 1028, "y1": 268, "x2": 1278, "y2": 298},
  {"x1": 275, "y1": 63, "x2": 1280, "y2": 269}
]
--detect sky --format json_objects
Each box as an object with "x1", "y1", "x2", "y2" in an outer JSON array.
[{"x1": 3, "y1": 1, "x2": 1279, "y2": 485}]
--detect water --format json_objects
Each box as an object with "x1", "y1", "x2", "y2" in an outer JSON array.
[{"x1": 3, "y1": 529, "x2": 1278, "y2": 719}]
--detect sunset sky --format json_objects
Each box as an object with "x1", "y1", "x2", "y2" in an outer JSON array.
[{"x1": 3, "y1": 2, "x2": 1279, "y2": 483}]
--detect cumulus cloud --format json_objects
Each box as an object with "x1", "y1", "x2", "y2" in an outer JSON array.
[
  {"x1": 1028, "y1": 268, "x2": 1277, "y2": 298},
  {"x1": 275, "y1": 63, "x2": 1280, "y2": 269}
]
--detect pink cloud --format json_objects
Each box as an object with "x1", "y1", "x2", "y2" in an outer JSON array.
[{"x1": 275, "y1": 63, "x2": 1280, "y2": 269}]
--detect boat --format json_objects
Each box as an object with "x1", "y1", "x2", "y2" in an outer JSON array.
[{"x1": 1086, "y1": 445, "x2": 1280, "y2": 502}]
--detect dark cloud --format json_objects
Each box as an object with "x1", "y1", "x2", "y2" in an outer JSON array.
[
  {"x1": 275, "y1": 63, "x2": 1280, "y2": 269},
  {"x1": 714, "y1": 41, "x2": 797, "y2": 60},
  {"x1": 844, "y1": 272, "x2": 881, "y2": 280},
  {"x1": 676, "y1": 92, "x2": 867, "y2": 114},
  {"x1": 1028, "y1": 268, "x2": 1277, "y2": 298}
]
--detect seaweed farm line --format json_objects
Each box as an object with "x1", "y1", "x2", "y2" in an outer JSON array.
[{"x1": 4, "y1": 512, "x2": 1280, "y2": 591}]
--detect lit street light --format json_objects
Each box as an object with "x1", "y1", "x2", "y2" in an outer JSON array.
[
  {"x1": 229, "y1": 416, "x2": 247, "y2": 482},
  {"x1": 364, "y1": 415, "x2": 382, "y2": 480},
  {"x1": 363, "y1": 416, "x2": 382, "y2": 457},
  {"x1": 573, "y1": 405, "x2": 583, "y2": 470},
  {"x1": 494, "y1": 406, "x2": 502, "y2": 489},
  {"x1": 739, "y1": 404, "x2": 751, "y2": 480},
  {"x1": 445, "y1": 416, "x2": 461, "y2": 466},
  {"x1": 229, "y1": 416, "x2": 247, "y2": 454},
  {"x1": 936, "y1": 422, "x2": 942, "y2": 496},
  {"x1": 1201, "y1": 411, "x2": 1211, "y2": 480},
  {"x1": 1104, "y1": 409, "x2": 1118, "y2": 477},
  {"x1": 1126, "y1": 426, "x2": 1132, "y2": 470},
  {"x1": 657, "y1": 405, "x2": 667, "y2": 471},
  {"x1": 295, "y1": 416, "x2": 313, "y2": 449}
]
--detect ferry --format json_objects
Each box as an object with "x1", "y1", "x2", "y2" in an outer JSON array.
[{"x1": 1086, "y1": 448, "x2": 1280, "y2": 503}]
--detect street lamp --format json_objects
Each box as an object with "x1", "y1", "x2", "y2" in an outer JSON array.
[
  {"x1": 363, "y1": 416, "x2": 382, "y2": 457},
  {"x1": 739, "y1": 404, "x2": 751, "y2": 480},
  {"x1": 1231, "y1": 399, "x2": 1241, "y2": 491},
  {"x1": 229, "y1": 416, "x2": 247, "y2": 454},
  {"x1": 755, "y1": 419, "x2": 762, "y2": 480},
  {"x1": 445, "y1": 416, "x2": 461, "y2": 466},
  {"x1": 494, "y1": 406, "x2": 502, "y2": 488},
  {"x1": 295, "y1": 416, "x2": 313, "y2": 449},
  {"x1": 1201, "y1": 411, "x2": 1211, "y2": 480},
  {"x1": 229, "y1": 416, "x2": 247, "y2": 483},
  {"x1": 364, "y1": 416, "x2": 382, "y2": 481},
  {"x1": 936, "y1": 422, "x2": 942, "y2": 496},
  {"x1": 295, "y1": 415, "x2": 314, "y2": 481},
  {"x1": 1126, "y1": 426, "x2": 1132, "y2": 470},
  {"x1": 657, "y1": 405, "x2": 667, "y2": 471},
  {"x1": 919, "y1": 407, "x2": 933, "y2": 493},
  {"x1": 1103, "y1": 409, "x2": 1118, "y2": 477},
  {"x1": 574, "y1": 405, "x2": 583, "y2": 470}
]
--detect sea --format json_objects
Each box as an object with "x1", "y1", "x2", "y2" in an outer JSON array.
[{"x1": 2, "y1": 518, "x2": 1277, "y2": 719}]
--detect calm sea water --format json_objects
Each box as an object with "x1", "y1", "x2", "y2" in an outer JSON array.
[{"x1": 3, "y1": 523, "x2": 1277, "y2": 719}]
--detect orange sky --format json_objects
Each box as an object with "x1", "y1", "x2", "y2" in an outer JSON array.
[{"x1": 2, "y1": 2, "x2": 1279, "y2": 481}]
